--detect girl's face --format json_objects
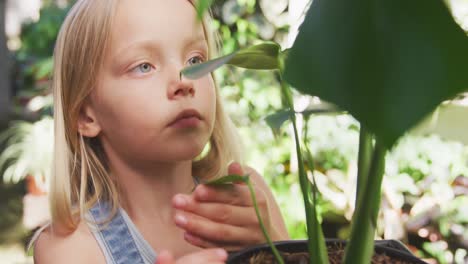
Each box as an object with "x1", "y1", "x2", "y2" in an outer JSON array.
[{"x1": 87, "y1": 0, "x2": 216, "y2": 164}]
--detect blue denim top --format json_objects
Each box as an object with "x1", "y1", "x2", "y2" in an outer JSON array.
[{"x1": 87, "y1": 202, "x2": 157, "y2": 264}]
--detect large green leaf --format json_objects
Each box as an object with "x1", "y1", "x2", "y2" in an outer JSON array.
[
  {"x1": 284, "y1": 0, "x2": 468, "y2": 149},
  {"x1": 181, "y1": 42, "x2": 281, "y2": 80}
]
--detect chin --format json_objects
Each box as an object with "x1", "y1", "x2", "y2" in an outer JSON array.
[{"x1": 169, "y1": 143, "x2": 206, "y2": 161}]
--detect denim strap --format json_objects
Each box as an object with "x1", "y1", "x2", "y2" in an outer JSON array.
[{"x1": 89, "y1": 202, "x2": 146, "y2": 264}]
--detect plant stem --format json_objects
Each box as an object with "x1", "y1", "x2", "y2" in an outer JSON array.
[
  {"x1": 343, "y1": 141, "x2": 387, "y2": 264},
  {"x1": 278, "y1": 56, "x2": 328, "y2": 263},
  {"x1": 246, "y1": 178, "x2": 284, "y2": 264},
  {"x1": 303, "y1": 136, "x2": 330, "y2": 264},
  {"x1": 278, "y1": 77, "x2": 329, "y2": 264},
  {"x1": 356, "y1": 127, "x2": 373, "y2": 209},
  {"x1": 303, "y1": 115, "x2": 330, "y2": 263}
]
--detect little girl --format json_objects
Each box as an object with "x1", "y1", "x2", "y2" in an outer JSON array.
[{"x1": 31, "y1": 0, "x2": 289, "y2": 263}]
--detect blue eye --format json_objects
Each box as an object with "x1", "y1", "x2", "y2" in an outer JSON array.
[
  {"x1": 134, "y1": 63, "x2": 153, "y2": 73},
  {"x1": 188, "y1": 56, "x2": 204, "y2": 66}
]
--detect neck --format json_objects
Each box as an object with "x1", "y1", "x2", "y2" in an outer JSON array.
[{"x1": 105, "y1": 150, "x2": 195, "y2": 226}]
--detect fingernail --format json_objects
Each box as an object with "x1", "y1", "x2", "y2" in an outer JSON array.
[
  {"x1": 175, "y1": 214, "x2": 187, "y2": 225},
  {"x1": 216, "y1": 249, "x2": 227, "y2": 259},
  {"x1": 173, "y1": 195, "x2": 186, "y2": 207}
]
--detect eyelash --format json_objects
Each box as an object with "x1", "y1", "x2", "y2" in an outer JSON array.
[
  {"x1": 131, "y1": 63, "x2": 154, "y2": 74},
  {"x1": 187, "y1": 54, "x2": 205, "y2": 66}
]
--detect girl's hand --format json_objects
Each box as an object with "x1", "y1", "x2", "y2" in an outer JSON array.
[
  {"x1": 155, "y1": 248, "x2": 227, "y2": 264},
  {"x1": 172, "y1": 162, "x2": 289, "y2": 251}
]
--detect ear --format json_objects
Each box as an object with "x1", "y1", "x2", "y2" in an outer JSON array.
[{"x1": 77, "y1": 103, "x2": 101, "y2": 138}]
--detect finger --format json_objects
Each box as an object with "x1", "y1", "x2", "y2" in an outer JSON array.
[
  {"x1": 227, "y1": 162, "x2": 244, "y2": 175},
  {"x1": 184, "y1": 232, "x2": 218, "y2": 248},
  {"x1": 228, "y1": 162, "x2": 246, "y2": 184},
  {"x1": 173, "y1": 195, "x2": 261, "y2": 227},
  {"x1": 183, "y1": 232, "x2": 247, "y2": 252},
  {"x1": 192, "y1": 184, "x2": 261, "y2": 206},
  {"x1": 155, "y1": 250, "x2": 175, "y2": 264},
  {"x1": 176, "y1": 248, "x2": 227, "y2": 264},
  {"x1": 174, "y1": 211, "x2": 264, "y2": 245}
]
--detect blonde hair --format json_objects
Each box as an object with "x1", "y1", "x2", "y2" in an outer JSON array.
[{"x1": 48, "y1": 0, "x2": 242, "y2": 234}]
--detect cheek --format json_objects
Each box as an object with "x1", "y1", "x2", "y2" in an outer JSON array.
[
  {"x1": 199, "y1": 77, "x2": 217, "y2": 124},
  {"x1": 91, "y1": 80, "x2": 168, "y2": 139}
]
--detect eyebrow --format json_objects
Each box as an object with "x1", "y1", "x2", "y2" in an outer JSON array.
[
  {"x1": 114, "y1": 34, "x2": 207, "y2": 60},
  {"x1": 182, "y1": 34, "x2": 208, "y2": 51}
]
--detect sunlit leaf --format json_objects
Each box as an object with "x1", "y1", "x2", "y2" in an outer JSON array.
[
  {"x1": 181, "y1": 52, "x2": 238, "y2": 80},
  {"x1": 181, "y1": 42, "x2": 281, "y2": 80},
  {"x1": 228, "y1": 42, "x2": 281, "y2": 69},
  {"x1": 284, "y1": 0, "x2": 468, "y2": 149}
]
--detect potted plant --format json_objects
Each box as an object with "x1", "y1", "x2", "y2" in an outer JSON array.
[{"x1": 180, "y1": 0, "x2": 468, "y2": 263}]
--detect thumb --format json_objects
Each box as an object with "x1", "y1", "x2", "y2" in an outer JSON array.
[
  {"x1": 228, "y1": 162, "x2": 244, "y2": 175},
  {"x1": 155, "y1": 250, "x2": 175, "y2": 264},
  {"x1": 228, "y1": 162, "x2": 246, "y2": 184}
]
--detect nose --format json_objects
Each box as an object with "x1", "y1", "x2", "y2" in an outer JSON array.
[
  {"x1": 167, "y1": 63, "x2": 195, "y2": 99},
  {"x1": 168, "y1": 79, "x2": 195, "y2": 99}
]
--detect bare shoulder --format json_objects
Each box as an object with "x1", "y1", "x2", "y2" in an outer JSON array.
[
  {"x1": 244, "y1": 166, "x2": 271, "y2": 190},
  {"x1": 33, "y1": 220, "x2": 105, "y2": 264}
]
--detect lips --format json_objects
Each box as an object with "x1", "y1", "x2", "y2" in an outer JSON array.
[{"x1": 168, "y1": 109, "x2": 202, "y2": 127}]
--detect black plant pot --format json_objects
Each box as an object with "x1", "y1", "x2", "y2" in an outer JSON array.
[{"x1": 228, "y1": 239, "x2": 428, "y2": 263}]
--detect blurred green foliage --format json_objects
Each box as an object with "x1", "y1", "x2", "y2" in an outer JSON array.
[
  {"x1": 11, "y1": 3, "x2": 67, "y2": 110},
  {"x1": 0, "y1": 1, "x2": 66, "y2": 252},
  {"x1": 1, "y1": 2, "x2": 61, "y2": 185},
  {"x1": 16, "y1": 5, "x2": 67, "y2": 59}
]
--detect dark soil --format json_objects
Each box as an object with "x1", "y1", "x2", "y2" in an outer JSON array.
[{"x1": 235, "y1": 242, "x2": 419, "y2": 264}]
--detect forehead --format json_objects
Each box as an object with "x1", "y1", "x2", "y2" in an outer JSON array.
[{"x1": 109, "y1": 0, "x2": 205, "y2": 51}]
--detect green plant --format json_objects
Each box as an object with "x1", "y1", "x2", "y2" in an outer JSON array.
[
  {"x1": 13, "y1": 3, "x2": 69, "y2": 108},
  {"x1": 181, "y1": 0, "x2": 468, "y2": 263},
  {"x1": 0, "y1": 117, "x2": 53, "y2": 186},
  {"x1": 17, "y1": 4, "x2": 68, "y2": 60},
  {"x1": 295, "y1": 124, "x2": 468, "y2": 262}
]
